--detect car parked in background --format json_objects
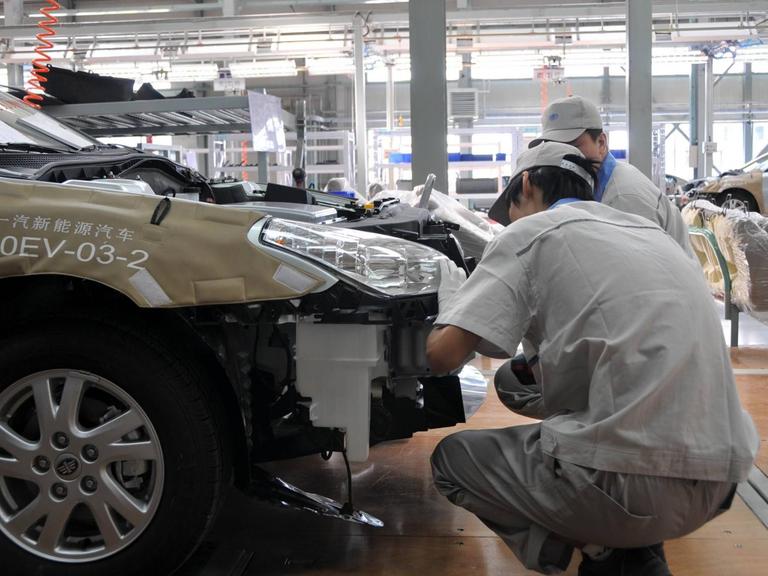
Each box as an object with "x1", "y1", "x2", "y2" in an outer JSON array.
[{"x1": 686, "y1": 152, "x2": 768, "y2": 213}]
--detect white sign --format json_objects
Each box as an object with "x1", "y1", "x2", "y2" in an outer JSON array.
[
  {"x1": 214, "y1": 77, "x2": 246, "y2": 92},
  {"x1": 185, "y1": 150, "x2": 199, "y2": 171},
  {"x1": 247, "y1": 91, "x2": 286, "y2": 153}
]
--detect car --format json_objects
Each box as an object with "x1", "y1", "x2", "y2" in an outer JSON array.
[
  {"x1": 0, "y1": 90, "x2": 475, "y2": 270},
  {"x1": 0, "y1": 94, "x2": 485, "y2": 576},
  {"x1": 686, "y1": 152, "x2": 768, "y2": 213}
]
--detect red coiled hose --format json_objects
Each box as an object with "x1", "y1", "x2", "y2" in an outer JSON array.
[{"x1": 23, "y1": 0, "x2": 62, "y2": 109}]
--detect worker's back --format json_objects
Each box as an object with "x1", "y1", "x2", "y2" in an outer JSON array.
[
  {"x1": 602, "y1": 161, "x2": 693, "y2": 256},
  {"x1": 485, "y1": 200, "x2": 757, "y2": 482}
]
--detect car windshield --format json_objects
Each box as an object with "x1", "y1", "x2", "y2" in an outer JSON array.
[{"x1": 0, "y1": 91, "x2": 100, "y2": 151}]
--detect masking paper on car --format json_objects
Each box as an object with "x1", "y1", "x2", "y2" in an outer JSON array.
[
  {"x1": 683, "y1": 200, "x2": 768, "y2": 321},
  {"x1": 0, "y1": 179, "x2": 324, "y2": 307}
]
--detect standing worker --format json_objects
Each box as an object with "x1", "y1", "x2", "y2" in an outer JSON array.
[
  {"x1": 529, "y1": 95, "x2": 693, "y2": 257},
  {"x1": 427, "y1": 142, "x2": 758, "y2": 575}
]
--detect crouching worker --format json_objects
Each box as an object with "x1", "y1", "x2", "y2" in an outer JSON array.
[{"x1": 426, "y1": 142, "x2": 758, "y2": 575}]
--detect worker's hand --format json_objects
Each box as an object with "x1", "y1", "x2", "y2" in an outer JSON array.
[{"x1": 437, "y1": 259, "x2": 467, "y2": 312}]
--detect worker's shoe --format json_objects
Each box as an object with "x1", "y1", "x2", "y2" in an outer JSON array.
[
  {"x1": 578, "y1": 545, "x2": 672, "y2": 576},
  {"x1": 649, "y1": 543, "x2": 667, "y2": 562}
]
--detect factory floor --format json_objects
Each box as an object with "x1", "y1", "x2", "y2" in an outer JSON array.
[{"x1": 183, "y1": 312, "x2": 768, "y2": 576}]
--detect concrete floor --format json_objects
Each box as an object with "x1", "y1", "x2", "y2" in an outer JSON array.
[{"x1": 181, "y1": 308, "x2": 768, "y2": 576}]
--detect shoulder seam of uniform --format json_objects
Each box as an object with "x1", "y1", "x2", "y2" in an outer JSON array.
[
  {"x1": 514, "y1": 217, "x2": 663, "y2": 257},
  {"x1": 610, "y1": 163, "x2": 664, "y2": 209}
]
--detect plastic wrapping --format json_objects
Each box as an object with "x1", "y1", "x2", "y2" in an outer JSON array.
[
  {"x1": 683, "y1": 200, "x2": 768, "y2": 321},
  {"x1": 372, "y1": 186, "x2": 502, "y2": 259}
]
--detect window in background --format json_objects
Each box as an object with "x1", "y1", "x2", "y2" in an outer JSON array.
[
  {"x1": 651, "y1": 61, "x2": 693, "y2": 76},
  {"x1": 754, "y1": 123, "x2": 768, "y2": 160},
  {"x1": 712, "y1": 122, "x2": 744, "y2": 172},
  {"x1": 606, "y1": 129, "x2": 628, "y2": 156},
  {"x1": 713, "y1": 60, "x2": 745, "y2": 75},
  {"x1": 663, "y1": 124, "x2": 693, "y2": 180}
]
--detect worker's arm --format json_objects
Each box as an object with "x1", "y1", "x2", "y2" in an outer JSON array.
[{"x1": 426, "y1": 324, "x2": 481, "y2": 374}]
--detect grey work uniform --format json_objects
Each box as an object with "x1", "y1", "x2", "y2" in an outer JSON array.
[
  {"x1": 432, "y1": 201, "x2": 758, "y2": 574},
  {"x1": 601, "y1": 158, "x2": 694, "y2": 258},
  {"x1": 494, "y1": 159, "x2": 698, "y2": 420}
]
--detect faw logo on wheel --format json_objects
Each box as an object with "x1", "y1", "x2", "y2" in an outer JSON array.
[{"x1": 55, "y1": 456, "x2": 80, "y2": 478}]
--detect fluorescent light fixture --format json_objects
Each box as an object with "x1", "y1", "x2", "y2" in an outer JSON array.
[
  {"x1": 29, "y1": 8, "x2": 172, "y2": 17},
  {"x1": 364, "y1": 1, "x2": 409, "y2": 4},
  {"x1": 307, "y1": 57, "x2": 355, "y2": 76},
  {"x1": 230, "y1": 60, "x2": 297, "y2": 78},
  {"x1": 166, "y1": 63, "x2": 219, "y2": 82},
  {"x1": 85, "y1": 63, "x2": 157, "y2": 77}
]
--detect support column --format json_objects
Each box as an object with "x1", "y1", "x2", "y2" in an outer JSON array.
[
  {"x1": 458, "y1": 36, "x2": 473, "y2": 180},
  {"x1": 626, "y1": 0, "x2": 652, "y2": 179},
  {"x1": 4, "y1": 0, "x2": 23, "y2": 89},
  {"x1": 744, "y1": 62, "x2": 753, "y2": 163},
  {"x1": 409, "y1": 0, "x2": 449, "y2": 192},
  {"x1": 385, "y1": 63, "x2": 395, "y2": 131},
  {"x1": 353, "y1": 16, "x2": 368, "y2": 196},
  {"x1": 385, "y1": 62, "x2": 395, "y2": 188},
  {"x1": 222, "y1": 0, "x2": 239, "y2": 16},
  {"x1": 690, "y1": 63, "x2": 706, "y2": 179},
  {"x1": 703, "y1": 56, "x2": 715, "y2": 177}
]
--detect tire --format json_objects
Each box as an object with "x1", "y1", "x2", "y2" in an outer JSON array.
[
  {"x1": 717, "y1": 189, "x2": 759, "y2": 213},
  {"x1": 0, "y1": 317, "x2": 226, "y2": 576}
]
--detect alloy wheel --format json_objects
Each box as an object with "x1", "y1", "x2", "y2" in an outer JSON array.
[{"x1": 0, "y1": 370, "x2": 164, "y2": 562}]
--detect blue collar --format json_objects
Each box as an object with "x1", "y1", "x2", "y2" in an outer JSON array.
[
  {"x1": 595, "y1": 152, "x2": 617, "y2": 203},
  {"x1": 548, "y1": 198, "x2": 583, "y2": 210}
]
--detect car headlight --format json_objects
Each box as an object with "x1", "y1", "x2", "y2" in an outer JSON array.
[{"x1": 260, "y1": 218, "x2": 447, "y2": 296}]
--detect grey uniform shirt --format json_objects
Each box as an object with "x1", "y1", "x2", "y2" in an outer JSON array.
[
  {"x1": 437, "y1": 201, "x2": 758, "y2": 482},
  {"x1": 602, "y1": 161, "x2": 695, "y2": 258}
]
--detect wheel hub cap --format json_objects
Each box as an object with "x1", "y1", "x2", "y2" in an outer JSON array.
[{"x1": 53, "y1": 455, "x2": 81, "y2": 481}]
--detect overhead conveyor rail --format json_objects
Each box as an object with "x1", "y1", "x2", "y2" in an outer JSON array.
[{"x1": 44, "y1": 96, "x2": 296, "y2": 138}]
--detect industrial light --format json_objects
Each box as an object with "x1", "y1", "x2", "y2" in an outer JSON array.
[
  {"x1": 307, "y1": 57, "x2": 355, "y2": 76},
  {"x1": 85, "y1": 62, "x2": 157, "y2": 77},
  {"x1": 166, "y1": 63, "x2": 220, "y2": 82},
  {"x1": 230, "y1": 60, "x2": 298, "y2": 78},
  {"x1": 29, "y1": 8, "x2": 173, "y2": 17}
]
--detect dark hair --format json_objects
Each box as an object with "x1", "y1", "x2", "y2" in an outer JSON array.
[
  {"x1": 506, "y1": 154, "x2": 598, "y2": 208},
  {"x1": 581, "y1": 128, "x2": 603, "y2": 142},
  {"x1": 292, "y1": 167, "x2": 306, "y2": 183}
]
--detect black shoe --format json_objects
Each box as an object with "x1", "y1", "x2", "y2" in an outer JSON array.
[
  {"x1": 579, "y1": 546, "x2": 672, "y2": 576},
  {"x1": 648, "y1": 543, "x2": 666, "y2": 562},
  {"x1": 578, "y1": 549, "x2": 625, "y2": 576}
]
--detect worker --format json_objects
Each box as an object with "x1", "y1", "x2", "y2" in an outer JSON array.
[
  {"x1": 292, "y1": 167, "x2": 306, "y2": 189},
  {"x1": 427, "y1": 141, "x2": 758, "y2": 576},
  {"x1": 529, "y1": 95, "x2": 693, "y2": 257},
  {"x1": 493, "y1": 94, "x2": 699, "y2": 416}
]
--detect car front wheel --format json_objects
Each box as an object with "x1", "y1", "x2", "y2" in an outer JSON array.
[
  {"x1": 0, "y1": 319, "x2": 226, "y2": 576},
  {"x1": 718, "y1": 189, "x2": 759, "y2": 213}
]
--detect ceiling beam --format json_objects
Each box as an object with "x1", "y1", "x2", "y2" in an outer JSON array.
[{"x1": 0, "y1": 2, "x2": 764, "y2": 41}]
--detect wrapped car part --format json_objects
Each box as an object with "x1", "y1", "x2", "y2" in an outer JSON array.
[{"x1": 683, "y1": 201, "x2": 768, "y2": 322}]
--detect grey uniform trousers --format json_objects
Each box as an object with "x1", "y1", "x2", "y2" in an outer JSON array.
[{"x1": 431, "y1": 423, "x2": 736, "y2": 574}]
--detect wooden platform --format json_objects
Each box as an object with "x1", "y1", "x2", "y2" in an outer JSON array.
[{"x1": 184, "y1": 349, "x2": 768, "y2": 575}]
